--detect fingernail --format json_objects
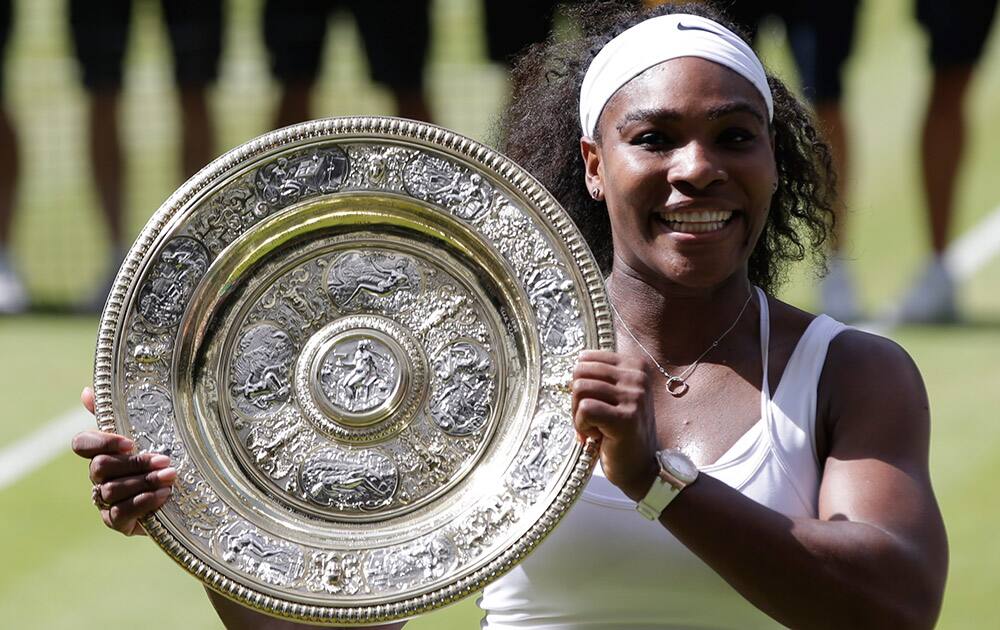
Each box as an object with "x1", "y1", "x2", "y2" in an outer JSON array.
[
  {"x1": 118, "y1": 438, "x2": 135, "y2": 452},
  {"x1": 149, "y1": 454, "x2": 171, "y2": 468},
  {"x1": 156, "y1": 467, "x2": 177, "y2": 482},
  {"x1": 154, "y1": 487, "x2": 171, "y2": 499}
]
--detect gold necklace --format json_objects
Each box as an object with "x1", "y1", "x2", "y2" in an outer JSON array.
[{"x1": 607, "y1": 290, "x2": 754, "y2": 397}]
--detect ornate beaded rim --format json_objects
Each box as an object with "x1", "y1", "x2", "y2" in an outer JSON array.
[{"x1": 93, "y1": 116, "x2": 615, "y2": 624}]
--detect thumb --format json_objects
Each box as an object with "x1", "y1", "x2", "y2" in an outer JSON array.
[{"x1": 80, "y1": 386, "x2": 96, "y2": 416}]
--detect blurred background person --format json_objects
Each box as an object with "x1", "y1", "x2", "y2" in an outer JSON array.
[
  {"x1": 725, "y1": 1, "x2": 863, "y2": 322},
  {"x1": 69, "y1": 0, "x2": 223, "y2": 312},
  {"x1": 895, "y1": 0, "x2": 1000, "y2": 323},
  {"x1": 483, "y1": 0, "x2": 562, "y2": 68},
  {"x1": 264, "y1": 0, "x2": 434, "y2": 129},
  {"x1": 0, "y1": 0, "x2": 25, "y2": 314}
]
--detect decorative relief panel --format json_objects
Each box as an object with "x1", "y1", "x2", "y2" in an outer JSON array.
[
  {"x1": 403, "y1": 153, "x2": 493, "y2": 222},
  {"x1": 137, "y1": 236, "x2": 210, "y2": 329},
  {"x1": 298, "y1": 447, "x2": 398, "y2": 511},
  {"x1": 429, "y1": 340, "x2": 494, "y2": 436},
  {"x1": 229, "y1": 323, "x2": 295, "y2": 416},
  {"x1": 213, "y1": 520, "x2": 305, "y2": 587}
]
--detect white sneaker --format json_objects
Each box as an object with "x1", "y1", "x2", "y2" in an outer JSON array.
[
  {"x1": 0, "y1": 248, "x2": 29, "y2": 314},
  {"x1": 820, "y1": 255, "x2": 861, "y2": 322},
  {"x1": 895, "y1": 256, "x2": 958, "y2": 324}
]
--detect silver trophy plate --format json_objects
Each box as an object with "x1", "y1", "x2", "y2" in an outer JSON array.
[{"x1": 93, "y1": 117, "x2": 613, "y2": 624}]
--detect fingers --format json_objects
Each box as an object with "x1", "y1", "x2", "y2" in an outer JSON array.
[
  {"x1": 571, "y1": 377, "x2": 620, "y2": 417},
  {"x1": 89, "y1": 451, "x2": 171, "y2": 484},
  {"x1": 71, "y1": 430, "x2": 135, "y2": 459},
  {"x1": 97, "y1": 467, "x2": 177, "y2": 506},
  {"x1": 578, "y1": 349, "x2": 623, "y2": 365},
  {"x1": 80, "y1": 386, "x2": 96, "y2": 415},
  {"x1": 572, "y1": 351, "x2": 652, "y2": 442},
  {"x1": 101, "y1": 487, "x2": 173, "y2": 536}
]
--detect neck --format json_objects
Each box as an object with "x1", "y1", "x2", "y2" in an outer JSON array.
[{"x1": 606, "y1": 265, "x2": 757, "y2": 365}]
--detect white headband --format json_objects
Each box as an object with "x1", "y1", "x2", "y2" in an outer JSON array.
[{"x1": 579, "y1": 13, "x2": 773, "y2": 137}]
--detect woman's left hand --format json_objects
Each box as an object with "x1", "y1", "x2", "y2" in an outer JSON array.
[{"x1": 572, "y1": 350, "x2": 660, "y2": 502}]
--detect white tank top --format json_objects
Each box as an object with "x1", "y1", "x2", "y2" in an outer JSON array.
[{"x1": 478, "y1": 288, "x2": 849, "y2": 629}]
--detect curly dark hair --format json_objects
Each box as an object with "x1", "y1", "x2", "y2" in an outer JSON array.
[{"x1": 496, "y1": 1, "x2": 836, "y2": 292}]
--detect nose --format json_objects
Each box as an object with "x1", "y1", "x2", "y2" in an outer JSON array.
[{"x1": 666, "y1": 141, "x2": 727, "y2": 191}]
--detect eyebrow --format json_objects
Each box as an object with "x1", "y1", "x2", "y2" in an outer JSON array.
[{"x1": 615, "y1": 100, "x2": 766, "y2": 132}]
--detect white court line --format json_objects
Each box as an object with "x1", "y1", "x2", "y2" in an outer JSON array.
[
  {"x1": 0, "y1": 407, "x2": 93, "y2": 492},
  {"x1": 944, "y1": 203, "x2": 1000, "y2": 280},
  {"x1": 5, "y1": 206, "x2": 1000, "y2": 490}
]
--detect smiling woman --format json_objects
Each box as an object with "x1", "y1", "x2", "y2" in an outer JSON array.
[{"x1": 485, "y1": 2, "x2": 948, "y2": 629}]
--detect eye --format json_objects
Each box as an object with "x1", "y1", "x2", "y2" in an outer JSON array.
[
  {"x1": 630, "y1": 130, "x2": 673, "y2": 149},
  {"x1": 718, "y1": 127, "x2": 757, "y2": 146}
]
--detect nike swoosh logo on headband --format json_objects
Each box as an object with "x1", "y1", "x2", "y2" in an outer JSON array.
[{"x1": 677, "y1": 22, "x2": 723, "y2": 36}]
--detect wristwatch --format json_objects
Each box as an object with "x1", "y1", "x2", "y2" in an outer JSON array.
[{"x1": 636, "y1": 448, "x2": 699, "y2": 520}]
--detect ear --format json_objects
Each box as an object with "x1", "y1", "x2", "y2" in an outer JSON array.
[{"x1": 580, "y1": 136, "x2": 603, "y2": 200}]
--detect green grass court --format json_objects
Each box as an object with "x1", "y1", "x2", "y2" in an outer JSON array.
[{"x1": 2, "y1": 0, "x2": 999, "y2": 627}]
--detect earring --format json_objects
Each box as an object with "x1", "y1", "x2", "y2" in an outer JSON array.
[
  {"x1": 772, "y1": 180, "x2": 779, "y2": 192},
  {"x1": 591, "y1": 187, "x2": 601, "y2": 200}
]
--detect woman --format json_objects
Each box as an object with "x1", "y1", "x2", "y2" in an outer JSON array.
[{"x1": 72, "y1": 2, "x2": 947, "y2": 628}]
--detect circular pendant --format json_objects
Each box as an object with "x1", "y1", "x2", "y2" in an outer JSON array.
[{"x1": 665, "y1": 376, "x2": 689, "y2": 397}]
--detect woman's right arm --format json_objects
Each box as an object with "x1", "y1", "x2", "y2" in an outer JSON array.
[{"x1": 72, "y1": 387, "x2": 406, "y2": 630}]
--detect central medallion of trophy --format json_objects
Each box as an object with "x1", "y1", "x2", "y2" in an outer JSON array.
[{"x1": 295, "y1": 314, "x2": 426, "y2": 443}]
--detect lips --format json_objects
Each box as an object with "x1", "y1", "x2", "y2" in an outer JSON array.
[{"x1": 654, "y1": 209, "x2": 735, "y2": 234}]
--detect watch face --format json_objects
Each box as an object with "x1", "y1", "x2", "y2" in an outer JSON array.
[{"x1": 659, "y1": 449, "x2": 698, "y2": 483}]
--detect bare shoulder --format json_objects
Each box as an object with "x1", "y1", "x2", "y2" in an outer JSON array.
[
  {"x1": 823, "y1": 328, "x2": 925, "y2": 399},
  {"x1": 819, "y1": 327, "x2": 930, "y2": 464}
]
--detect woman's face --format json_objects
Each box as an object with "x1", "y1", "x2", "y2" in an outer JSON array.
[{"x1": 583, "y1": 57, "x2": 777, "y2": 290}]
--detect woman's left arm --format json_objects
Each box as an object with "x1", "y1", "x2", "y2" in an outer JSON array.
[
  {"x1": 669, "y1": 332, "x2": 946, "y2": 629},
  {"x1": 575, "y1": 332, "x2": 948, "y2": 629}
]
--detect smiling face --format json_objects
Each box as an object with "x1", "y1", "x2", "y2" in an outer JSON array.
[{"x1": 582, "y1": 57, "x2": 777, "y2": 291}]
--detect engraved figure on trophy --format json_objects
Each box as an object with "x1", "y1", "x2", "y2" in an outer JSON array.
[
  {"x1": 125, "y1": 319, "x2": 174, "y2": 384},
  {"x1": 305, "y1": 551, "x2": 364, "y2": 595},
  {"x1": 525, "y1": 266, "x2": 585, "y2": 355},
  {"x1": 215, "y1": 521, "x2": 304, "y2": 586},
  {"x1": 452, "y1": 493, "x2": 516, "y2": 555},
  {"x1": 403, "y1": 153, "x2": 492, "y2": 221},
  {"x1": 229, "y1": 324, "x2": 295, "y2": 416},
  {"x1": 365, "y1": 535, "x2": 457, "y2": 593},
  {"x1": 345, "y1": 144, "x2": 412, "y2": 190},
  {"x1": 137, "y1": 237, "x2": 210, "y2": 329},
  {"x1": 258, "y1": 265, "x2": 329, "y2": 332},
  {"x1": 173, "y1": 471, "x2": 228, "y2": 539},
  {"x1": 186, "y1": 184, "x2": 254, "y2": 255},
  {"x1": 254, "y1": 147, "x2": 348, "y2": 207},
  {"x1": 394, "y1": 430, "x2": 453, "y2": 504},
  {"x1": 326, "y1": 250, "x2": 418, "y2": 307},
  {"x1": 318, "y1": 337, "x2": 398, "y2": 414},
  {"x1": 429, "y1": 340, "x2": 494, "y2": 436},
  {"x1": 126, "y1": 383, "x2": 184, "y2": 462},
  {"x1": 511, "y1": 411, "x2": 572, "y2": 492},
  {"x1": 243, "y1": 407, "x2": 307, "y2": 481},
  {"x1": 298, "y1": 448, "x2": 398, "y2": 511}
]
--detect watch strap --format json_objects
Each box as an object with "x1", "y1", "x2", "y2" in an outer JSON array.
[{"x1": 635, "y1": 475, "x2": 680, "y2": 520}]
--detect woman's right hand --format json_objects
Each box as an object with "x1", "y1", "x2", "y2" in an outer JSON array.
[{"x1": 71, "y1": 386, "x2": 177, "y2": 536}]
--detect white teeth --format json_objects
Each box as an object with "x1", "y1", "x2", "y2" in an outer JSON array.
[
  {"x1": 659, "y1": 210, "x2": 733, "y2": 223},
  {"x1": 656, "y1": 210, "x2": 733, "y2": 234},
  {"x1": 665, "y1": 220, "x2": 727, "y2": 233}
]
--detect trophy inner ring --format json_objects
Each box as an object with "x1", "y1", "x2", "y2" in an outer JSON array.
[{"x1": 296, "y1": 315, "x2": 424, "y2": 441}]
